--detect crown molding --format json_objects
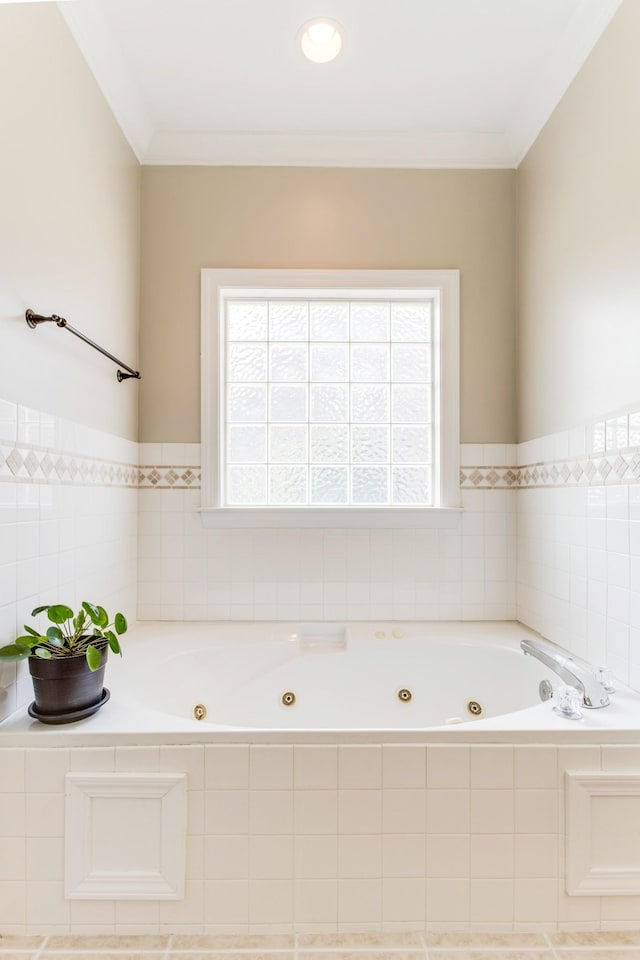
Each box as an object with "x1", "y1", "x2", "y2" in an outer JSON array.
[
  {"x1": 144, "y1": 129, "x2": 514, "y2": 168},
  {"x1": 507, "y1": 0, "x2": 623, "y2": 166},
  {"x1": 58, "y1": 0, "x2": 621, "y2": 169},
  {"x1": 57, "y1": 0, "x2": 154, "y2": 162}
]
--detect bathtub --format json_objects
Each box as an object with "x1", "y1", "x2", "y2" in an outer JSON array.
[
  {"x1": 3, "y1": 621, "x2": 640, "y2": 935},
  {"x1": 1, "y1": 620, "x2": 640, "y2": 744}
]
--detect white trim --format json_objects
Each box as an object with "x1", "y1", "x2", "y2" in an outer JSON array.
[
  {"x1": 58, "y1": 3, "x2": 619, "y2": 169},
  {"x1": 201, "y1": 270, "x2": 220, "y2": 521},
  {"x1": 65, "y1": 772, "x2": 186, "y2": 900},
  {"x1": 435, "y1": 270, "x2": 461, "y2": 509},
  {"x1": 198, "y1": 506, "x2": 462, "y2": 529},
  {"x1": 146, "y1": 129, "x2": 513, "y2": 169},
  {"x1": 508, "y1": 0, "x2": 622, "y2": 166},
  {"x1": 566, "y1": 771, "x2": 640, "y2": 896},
  {"x1": 58, "y1": 0, "x2": 154, "y2": 162},
  {"x1": 201, "y1": 268, "x2": 460, "y2": 527}
]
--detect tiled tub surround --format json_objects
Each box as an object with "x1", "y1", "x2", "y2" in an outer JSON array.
[
  {"x1": 6, "y1": 410, "x2": 640, "y2": 939},
  {"x1": 516, "y1": 406, "x2": 640, "y2": 695},
  {"x1": 0, "y1": 399, "x2": 138, "y2": 722},
  {"x1": 137, "y1": 443, "x2": 517, "y2": 623},
  {"x1": 2, "y1": 744, "x2": 640, "y2": 935}
]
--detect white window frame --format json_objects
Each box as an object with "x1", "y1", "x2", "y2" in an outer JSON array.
[{"x1": 200, "y1": 268, "x2": 460, "y2": 528}]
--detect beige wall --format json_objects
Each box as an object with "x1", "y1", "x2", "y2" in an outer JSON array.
[
  {"x1": 140, "y1": 166, "x2": 516, "y2": 443},
  {"x1": 3, "y1": 2, "x2": 634, "y2": 449},
  {"x1": 517, "y1": 0, "x2": 640, "y2": 442},
  {"x1": 0, "y1": 4, "x2": 140, "y2": 441}
]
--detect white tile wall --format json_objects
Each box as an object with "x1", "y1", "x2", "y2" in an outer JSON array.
[
  {"x1": 0, "y1": 742, "x2": 638, "y2": 934},
  {"x1": 137, "y1": 443, "x2": 517, "y2": 623},
  {"x1": 0, "y1": 399, "x2": 138, "y2": 720},
  {"x1": 516, "y1": 406, "x2": 640, "y2": 693},
  {"x1": 4, "y1": 400, "x2": 640, "y2": 696}
]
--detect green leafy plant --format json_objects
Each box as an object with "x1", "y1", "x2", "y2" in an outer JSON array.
[{"x1": 0, "y1": 603, "x2": 127, "y2": 672}]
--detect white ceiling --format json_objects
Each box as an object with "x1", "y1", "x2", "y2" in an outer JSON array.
[{"x1": 58, "y1": 0, "x2": 622, "y2": 168}]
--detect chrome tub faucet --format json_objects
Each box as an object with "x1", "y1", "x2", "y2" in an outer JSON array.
[{"x1": 521, "y1": 635, "x2": 611, "y2": 709}]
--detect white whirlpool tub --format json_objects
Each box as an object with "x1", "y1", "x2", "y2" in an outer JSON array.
[
  {"x1": 2, "y1": 620, "x2": 640, "y2": 744},
  {"x1": 111, "y1": 622, "x2": 579, "y2": 730},
  {"x1": 4, "y1": 620, "x2": 640, "y2": 935}
]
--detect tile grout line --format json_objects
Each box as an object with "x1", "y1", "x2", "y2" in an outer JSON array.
[
  {"x1": 32, "y1": 934, "x2": 49, "y2": 960},
  {"x1": 544, "y1": 931, "x2": 562, "y2": 960},
  {"x1": 421, "y1": 930, "x2": 429, "y2": 960},
  {"x1": 163, "y1": 932, "x2": 174, "y2": 960}
]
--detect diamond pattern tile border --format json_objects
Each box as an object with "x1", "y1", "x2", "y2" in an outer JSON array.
[
  {"x1": 0, "y1": 444, "x2": 138, "y2": 487},
  {"x1": 460, "y1": 451, "x2": 640, "y2": 489},
  {"x1": 460, "y1": 465, "x2": 517, "y2": 489},
  {"x1": 0, "y1": 442, "x2": 202, "y2": 490},
  {"x1": 3, "y1": 441, "x2": 637, "y2": 493},
  {"x1": 138, "y1": 465, "x2": 201, "y2": 489},
  {"x1": 0, "y1": 441, "x2": 140, "y2": 489}
]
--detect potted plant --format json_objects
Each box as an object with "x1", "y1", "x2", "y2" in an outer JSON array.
[{"x1": 0, "y1": 602, "x2": 127, "y2": 724}]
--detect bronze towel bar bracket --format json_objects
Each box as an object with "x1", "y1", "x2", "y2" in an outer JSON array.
[{"x1": 25, "y1": 309, "x2": 141, "y2": 382}]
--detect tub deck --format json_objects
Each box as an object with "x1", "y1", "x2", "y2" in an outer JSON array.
[{"x1": 1, "y1": 621, "x2": 639, "y2": 745}]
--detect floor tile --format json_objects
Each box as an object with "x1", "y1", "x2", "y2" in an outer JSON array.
[
  {"x1": 551, "y1": 934, "x2": 640, "y2": 947},
  {"x1": 169, "y1": 954, "x2": 294, "y2": 960},
  {"x1": 0, "y1": 954, "x2": 39, "y2": 960},
  {"x1": 552, "y1": 953, "x2": 640, "y2": 960},
  {"x1": 172, "y1": 935, "x2": 294, "y2": 949},
  {"x1": 426, "y1": 935, "x2": 547, "y2": 948},
  {"x1": 41, "y1": 955, "x2": 163, "y2": 960},
  {"x1": 0, "y1": 936, "x2": 44, "y2": 949},
  {"x1": 299, "y1": 952, "x2": 425, "y2": 960},
  {"x1": 298, "y1": 933, "x2": 423, "y2": 948},
  {"x1": 45, "y1": 934, "x2": 169, "y2": 950},
  {"x1": 169, "y1": 955, "x2": 294, "y2": 960},
  {"x1": 4, "y1": 928, "x2": 640, "y2": 960},
  {"x1": 430, "y1": 953, "x2": 554, "y2": 960}
]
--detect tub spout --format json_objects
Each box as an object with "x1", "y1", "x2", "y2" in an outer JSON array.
[{"x1": 520, "y1": 635, "x2": 610, "y2": 709}]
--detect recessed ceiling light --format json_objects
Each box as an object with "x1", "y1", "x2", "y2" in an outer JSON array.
[{"x1": 300, "y1": 18, "x2": 343, "y2": 64}]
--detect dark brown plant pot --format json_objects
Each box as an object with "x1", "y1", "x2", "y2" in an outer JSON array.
[{"x1": 28, "y1": 642, "x2": 109, "y2": 724}]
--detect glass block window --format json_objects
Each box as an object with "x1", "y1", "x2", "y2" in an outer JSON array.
[{"x1": 223, "y1": 298, "x2": 433, "y2": 506}]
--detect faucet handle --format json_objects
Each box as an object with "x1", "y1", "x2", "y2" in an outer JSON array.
[
  {"x1": 596, "y1": 665, "x2": 616, "y2": 694},
  {"x1": 553, "y1": 684, "x2": 583, "y2": 720}
]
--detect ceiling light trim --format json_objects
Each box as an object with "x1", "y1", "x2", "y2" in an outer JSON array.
[
  {"x1": 299, "y1": 17, "x2": 344, "y2": 64},
  {"x1": 57, "y1": 0, "x2": 153, "y2": 163},
  {"x1": 507, "y1": 0, "x2": 623, "y2": 166}
]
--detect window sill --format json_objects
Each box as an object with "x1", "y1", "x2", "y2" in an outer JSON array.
[{"x1": 198, "y1": 506, "x2": 463, "y2": 529}]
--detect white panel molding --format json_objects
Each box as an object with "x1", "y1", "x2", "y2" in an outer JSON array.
[
  {"x1": 566, "y1": 771, "x2": 640, "y2": 896},
  {"x1": 57, "y1": 0, "x2": 154, "y2": 162},
  {"x1": 65, "y1": 773, "x2": 186, "y2": 900},
  {"x1": 508, "y1": 0, "x2": 623, "y2": 166}
]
